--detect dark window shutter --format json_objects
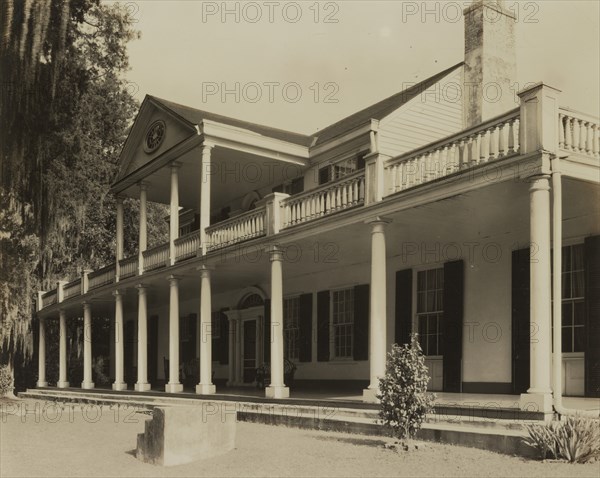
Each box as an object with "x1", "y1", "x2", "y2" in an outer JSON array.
[
  {"x1": 318, "y1": 166, "x2": 331, "y2": 185},
  {"x1": 357, "y1": 152, "x2": 367, "y2": 170},
  {"x1": 317, "y1": 290, "x2": 330, "y2": 361},
  {"x1": 219, "y1": 311, "x2": 229, "y2": 365},
  {"x1": 353, "y1": 284, "x2": 370, "y2": 361},
  {"x1": 263, "y1": 299, "x2": 271, "y2": 364},
  {"x1": 298, "y1": 293, "x2": 313, "y2": 362},
  {"x1": 511, "y1": 248, "x2": 530, "y2": 394},
  {"x1": 272, "y1": 184, "x2": 284, "y2": 193},
  {"x1": 584, "y1": 236, "x2": 600, "y2": 397},
  {"x1": 442, "y1": 260, "x2": 463, "y2": 393},
  {"x1": 395, "y1": 269, "x2": 413, "y2": 345},
  {"x1": 291, "y1": 177, "x2": 304, "y2": 195}
]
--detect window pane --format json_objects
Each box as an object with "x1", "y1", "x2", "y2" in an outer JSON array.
[
  {"x1": 561, "y1": 327, "x2": 572, "y2": 353},
  {"x1": 572, "y1": 244, "x2": 584, "y2": 271},
  {"x1": 427, "y1": 291, "x2": 435, "y2": 312},
  {"x1": 573, "y1": 301, "x2": 584, "y2": 326},
  {"x1": 574, "y1": 327, "x2": 585, "y2": 353},
  {"x1": 417, "y1": 292, "x2": 426, "y2": 313},
  {"x1": 428, "y1": 334, "x2": 437, "y2": 356},
  {"x1": 436, "y1": 268, "x2": 444, "y2": 289},
  {"x1": 572, "y1": 271, "x2": 584, "y2": 298},
  {"x1": 418, "y1": 271, "x2": 426, "y2": 291},
  {"x1": 428, "y1": 315, "x2": 438, "y2": 334},
  {"x1": 562, "y1": 272, "x2": 572, "y2": 299},
  {"x1": 427, "y1": 269, "x2": 436, "y2": 288},
  {"x1": 419, "y1": 334, "x2": 427, "y2": 355},
  {"x1": 419, "y1": 317, "x2": 427, "y2": 336},
  {"x1": 562, "y1": 245, "x2": 571, "y2": 272},
  {"x1": 562, "y1": 302, "x2": 573, "y2": 326}
]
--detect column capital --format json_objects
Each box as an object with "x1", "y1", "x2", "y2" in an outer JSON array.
[
  {"x1": 138, "y1": 180, "x2": 150, "y2": 191},
  {"x1": 196, "y1": 265, "x2": 213, "y2": 278},
  {"x1": 115, "y1": 194, "x2": 125, "y2": 204},
  {"x1": 167, "y1": 274, "x2": 183, "y2": 284},
  {"x1": 365, "y1": 216, "x2": 392, "y2": 226},
  {"x1": 528, "y1": 174, "x2": 551, "y2": 192},
  {"x1": 82, "y1": 301, "x2": 92, "y2": 310},
  {"x1": 170, "y1": 161, "x2": 183, "y2": 170},
  {"x1": 202, "y1": 142, "x2": 215, "y2": 152},
  {"x1": 112, "y1": 289, "x2": 125, "y2": 298},
  {"x1": 268, "y1": 246, "x2": 284, "y2": 262},
  {"x1": 135, "y1": 283, "x2": 148, "y2": 292}
]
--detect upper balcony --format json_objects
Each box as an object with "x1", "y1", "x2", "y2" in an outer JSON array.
[{"x1": 38, "y1": 86, "x2": 599, "y2": 312}]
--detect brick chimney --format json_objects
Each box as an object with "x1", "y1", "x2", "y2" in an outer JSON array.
[{"x1": 463, "y1": 0, "x2": 517, "y2": 128}]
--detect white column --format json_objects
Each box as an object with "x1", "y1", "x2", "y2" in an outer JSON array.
[
  {"x1": 520, "y1": 175, "x2": 553, "y2": 413},
  {"x1": 112, "y1": 290, "x2": 127, "y2": 391},
  {"x1": 82, "y1": 303, "x2": 94, "y2": 389},
  {"x1": 115, "y1": 196, "x2": 124, "y2": 281},
  {"x1": 199, "y1": 144, "x2": 213, "y2": 255},
  {"x1": 37, "y1": 317, "x2": 47, "y2": 387},
  {"x1": 227, "y1": 318, "x2": 235, "y2": 386},
  {"x1": 266, "y1": 247, "x2": 289, "y2": 399},
  {"x1": 135, "y1": 284, "x2": 150, "y2": 391},
  {"x1": 363, "y1": 217, "x2": 391, "y2": 402},
  {"x1": 166, "y1": 276, "x2": 183, "y2": 393},
  {"x1": 170, "y1": 164, "x2": 180, "y2": 265},
  {"x1": 57, "y1": 310, "x2": 69, "y2": 388},
  {"x1": 196, "y1": 267, "x2": 216, "y2": 394},
  {"x1": 138, "y1": 182, "x2": 148, "y2": 275}
]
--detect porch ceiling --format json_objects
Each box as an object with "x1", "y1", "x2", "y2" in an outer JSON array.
[{"x1": 116, "y1": 144, "x2": 305, "y2": 212}]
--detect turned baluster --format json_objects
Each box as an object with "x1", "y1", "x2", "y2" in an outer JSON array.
[
  {"x1": 558, "y1": 114, "x2": 565, "y2": 149},
  {"x1": 507, "y1": 119, "x2": 516, "y2": 155},
  {"x1": 572, "y1": 118, "x2": 581, "y2": 151}
]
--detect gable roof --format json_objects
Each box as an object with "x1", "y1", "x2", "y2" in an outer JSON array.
[
  {"x1": 148, "y1": 95, "x2": 315, "y2": 147},
  {"x1": 146, "y1": 62, "x2": 463, "y2": 151},
  {"x1": 311, "y1": 62, "x2": 463, "y2": 145}
]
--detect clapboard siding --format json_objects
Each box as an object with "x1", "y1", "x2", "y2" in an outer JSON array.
[{"x1": 378, "y1": 67, "x2": 464, "y2": 157}]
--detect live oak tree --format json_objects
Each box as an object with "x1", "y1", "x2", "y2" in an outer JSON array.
[{"x1": 0, "y1": 0, "x2": 168, "y2": 393}]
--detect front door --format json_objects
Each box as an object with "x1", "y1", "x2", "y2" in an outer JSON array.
[{"x1": 243, "y1": 320, "x2": 257, "y2": 383}]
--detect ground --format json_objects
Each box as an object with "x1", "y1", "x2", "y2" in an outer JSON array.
[{"x1": 1, "y1": 399, "x2": 598, "y2": 478}]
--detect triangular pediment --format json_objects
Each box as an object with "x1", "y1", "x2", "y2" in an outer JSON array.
[{"x1": 114, "y1": 96, "x2": 198, "y2": 183}]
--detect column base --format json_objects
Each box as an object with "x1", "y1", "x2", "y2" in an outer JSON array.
[
  {"x1": 112, "y1": 382, "x2": 128, "y2": 391},
  {"x1": 265, "y1": 385, "x2": 289, "y2": 399},
  {"x1": 520, "y1": 391, "x2": 554, "y2": 414},
  {"x1": 362, "y1": 388, "x2": 380, "y2": 403},
  {"x1": 135, "y1": 382, "x2": 151, "y2": 392},
  {"x1": 165, "y1": 383, "x2": 184, "y2": 393},
  {"x1": 36, "y1": 381, "x2": 48, "y2": 388},
  {"x1": 196, "y1": 383, "x2": 216, "y2": 395},
  {"x1": 81, "y1": 382, "x2": 95, "y2": 390},
  {"x1": 57, "y1": 381, "x2": 70, "y2": 388}
]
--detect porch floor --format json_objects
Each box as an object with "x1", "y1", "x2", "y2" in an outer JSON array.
[{"x1": 29, "y1": 385, "x2": 600, "y2": 413}]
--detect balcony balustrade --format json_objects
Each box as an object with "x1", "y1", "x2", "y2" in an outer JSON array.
[
  {"x1": 385, "y1": 109, "x2": 520, "y2": 196},
  {"x1": 174, "y1": 230, "x2": 201, "y2": 262},
  {"x1": 559, "y1": 109, "x2": 600, "y2": 159},
  {"x1": 142, "y1": 243, "x2": 170, "y2": 271},
  {"x1": 41, "y1": 290, "x2": 57, "y2": 308},
  {"x1": 118, "y1": 256, "x2": 138, "y2": 280},
  {"x1": 63, "y1": 278, "x2": 81, "y2": 300},
  {"x1": 281, "y1": 171, "x2": 365, "y2": 228},
  {"x1": 88, "y1": 265, "x2": 116, "y2": 290},
  {"x1": 205, "y1": 207, "x2": 267, "y2": 252}
]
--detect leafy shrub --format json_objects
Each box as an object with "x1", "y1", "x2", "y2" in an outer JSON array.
[
  {"x1": 378, "y1": 334, "x2": 435, "y2": 441},
  {"x1": 0, "y1": 365, "x2": 14, "y2": 396},
  {"x1": 524, "y1": 416, "x2": 600, "y2": 463}
]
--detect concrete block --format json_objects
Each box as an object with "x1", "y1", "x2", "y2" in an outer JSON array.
[{"x1": 136, "y1": 405, "x2": 236, "y2": 466}]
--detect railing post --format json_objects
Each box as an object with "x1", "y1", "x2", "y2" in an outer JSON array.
[
  {"x1": 258, "y1": 192, "x2": 289, "y2": 235},
  {"x1": 56, "y1": 280, "x2": 67, "y2": 303},
  {"x1": 82, "y1": 269, "x2": 92, "y2": 294},
  {"x1": 364, "y1": 152, "x2": 389, "y2": 205},
  {"x1": 518, "y1": 82, "x2": 562, "y2": 155}
]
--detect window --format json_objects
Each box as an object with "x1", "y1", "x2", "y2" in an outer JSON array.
[
  {"x1": 284, "y1": 297, "x2": 300, "y2": 361},
  {"x1": 332, "y1": 288, "x2": 354, "y2": 358},
  {"x1": 559, "y1": 244, "x2": 585, "y2": 353},
  {"x1": 239, "y1": 293, "x2": 264, "y2": 309},
  {"x1": 417, "y1": 268, "x2": 444, "y2": 356},
  {"x1": 318, "y1": 156, "x2": 362, "y2": 185}
]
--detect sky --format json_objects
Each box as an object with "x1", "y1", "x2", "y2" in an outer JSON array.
[{"x1": 111, "y1": 0, "x2": 600, "y2": 135}]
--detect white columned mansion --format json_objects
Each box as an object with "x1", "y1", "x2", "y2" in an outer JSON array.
[{"x1": 35, "y1": 1, "x2": 599, "y2": 412}]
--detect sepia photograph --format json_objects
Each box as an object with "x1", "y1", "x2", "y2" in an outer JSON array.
[{"x1": 1, "y1": 1, "x2": 599, "y2": 477}]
